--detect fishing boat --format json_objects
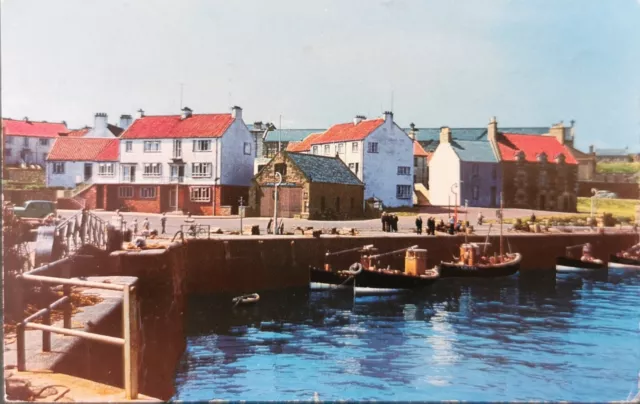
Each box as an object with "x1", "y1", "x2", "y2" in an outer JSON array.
[
  {"x1": 609, "y1": 242, "x2": 640, "y2": 268},
  {"x1": 310, "y1": 244, "x2": 440, "y2": 295},
  {"x1": 556, "y1": 243, "x2": 606, "y2": 272},
  {"x1": 232, "y1": 293, "x2": 260, "y2": 305},
  {"x1": 439, "y1": 193, "x2": 521, "y2": 278}
]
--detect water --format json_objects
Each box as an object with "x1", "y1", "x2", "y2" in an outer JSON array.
[{"x1": 173, "y1": 269, "x2": 640, "y2": 402}]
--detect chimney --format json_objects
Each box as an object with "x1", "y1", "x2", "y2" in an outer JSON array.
[
  {"x1": 383, "y1": 111, "x2": 393, "y2": 123},
  {"x1": 253, "y1": 121, "x2": 263, "y2": 131},
  {"x1": 589, "y1": 145, "x2": 594, "y2": 154},
  {"x1": 231, "y1": 106, "x2": 242, "y2": 120},
  {"x1": 94, "y1": 113, "x2": 108, "y2": 132},
  {"x1": 549, "y1": 121, "x2": 566, "y2": 145},
  {"x1": 439, "y1": 126, "x2": 452, "y2": 143},
  {"x1": 487, "y1": 116, "x2": 498, "y2": 143},
  {"x1": 119, "y1": 114, "x2": 133, "y2": 130},
  {"x1": 23, "y1": 116, "x2": 29, "y2": 122},
  {"x1": 408, "y1": 122, "x2": 416, "y2": 140},
  {"x1": 136, "y1": 109, "x2": 145, "y2": 119},
  {"x1": 181, "y1": 107, "x2": 192, "y2": 120},
  {"x1": 353, "y1": 115, "x2": 366, "y2": 125}
]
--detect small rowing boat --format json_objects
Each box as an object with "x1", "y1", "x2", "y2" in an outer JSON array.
[
  {"x1": 556, "y1": 243, "x2": 606, "y2": 272},
  {"x1": 232, "y1": 293, "x2": 260, "y2": 305}
]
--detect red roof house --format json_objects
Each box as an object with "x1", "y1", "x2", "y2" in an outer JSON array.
[
  {"x1": 286, "y1": 132, "x2": 323, "y2": 152},
  {"x1": 495, "y1": 133, "x2": 578, "y2": 164},
  {"x1": 47, "y1": 138, "x2": 118, "y2": 161},
  {"x1": 2, "y1": 118, "x2": 68, "y2": 138},
  {"x1": 121, "y1": 114, "x2": 234, "y2": 139},
  {"x1": 309, "y1": 118, "x2": 384, "y2": 145}
]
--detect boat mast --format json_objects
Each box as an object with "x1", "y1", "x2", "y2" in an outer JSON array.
[{"x1": 499, "y1": 192, "x2": 504, "y2": 257}]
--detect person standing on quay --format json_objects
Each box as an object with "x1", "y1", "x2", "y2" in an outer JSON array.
[
  {"x1": 392, "y1": 214, "x2": 399, "y2": 233},
  {"x1": 416, "y1": 216, "x2": 423, "y2": 235},
  {"x1": 161, "y1": 213, "x2": 167, "y2": 234},
  {"x1": 381, "y1": 212, "x2": 387, "y2": 232}
]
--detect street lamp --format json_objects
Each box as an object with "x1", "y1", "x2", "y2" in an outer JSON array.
[
  {"x1": 273, "y1": 172, "x2": 282, "y2": 235},
  {"x1": 590, "y1": 188, "x2": 598, "y2": 218},
  {"x1": 450, "y1": 183, "x2": 458, "y2": 219}
]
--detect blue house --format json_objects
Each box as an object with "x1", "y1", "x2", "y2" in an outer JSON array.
[{"x1": 428, "y1": 127, "x2": 501, "y2": 208}]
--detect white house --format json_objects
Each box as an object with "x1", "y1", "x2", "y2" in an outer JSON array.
[
  {"x1": 114, "y1": 106, "x2": 255, "y2": 215},
  {"x1": 307, "y1": 112, "x2": 414, "y2": 207},
  {"x1": 46, "y1": 137, "x2": 120, "y2": 188},
  {"x1": 2, "y1": 118, "x2": 68, "y2": 166}
]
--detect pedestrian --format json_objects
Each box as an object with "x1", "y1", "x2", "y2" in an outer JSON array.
[
  {"x1": 448, "y1": 216, "x2": 455, "y2": 235},
  {"x1": 428, "y1": 217, "x2": 434, "y2": 235},
  {"x1": 131, "y1": 218, "x2": 138, "y2": 236},
  {"x1": 392, "y1": 214, "x2": 399, "y2": 232},
  {"x1": 455, "y1": 220, "x2": 462, "y2": 233},
  {"x1": 477, "y1": 212, "x2": 484, "y2": 225},
  {"x1": 267, "y1": 218, "x2": 273, "y2": 234},
  {"x1": 185, "y1": 212, "x2": 196, "y2": 236},
  {"x1": 530, "y1": 211, "x2": 536, "y2": 223},
  {"x1": 279, "y1": 220, "x2": 285, "y2": 235},
  {"x1": 142, "y1": 217, "x2": 150, "y2": 232},
  {"x1": 381, "y1": 212, "x2": 387, "y2": 232},
  {"x1": 161, "y1": 212, "x2": 167, "y2": 234},
  {"x1": 415, "y1": 215, "x2": 423, "y2": 235}
]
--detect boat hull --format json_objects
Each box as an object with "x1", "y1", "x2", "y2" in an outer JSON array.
[
  {"x1": 609, "y1": 254, "x2": 640, "y2": 268},
  {"x1": 555, "y1": 256, "x2": 606, "y2": 272},
  {"x1": 309, "y1": 267, "x2": 437, "y2": 294},
  {"x1": 439, "y1": 253, "x2": 521, "y2": 278}
]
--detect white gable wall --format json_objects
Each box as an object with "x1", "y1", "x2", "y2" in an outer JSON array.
[
  {"x1": 363, "y1": 122, "x2": 414, "y2": 207},
  {"x1": 428, "y1": 143, "x2": 461, "y2": 206},
  {"x1": 220, "y1": 120, "x2": 255, "y2": 186}
]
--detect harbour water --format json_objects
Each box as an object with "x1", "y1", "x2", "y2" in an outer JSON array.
[{"x1": 173, "y1": 269, "x2": 640, "y2": 401}]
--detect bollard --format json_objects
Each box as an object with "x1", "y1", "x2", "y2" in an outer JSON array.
[
  {"x1": 123, "y1": 284, "x2": 139, "y2": 399},
  {"x1": 17, "y1": 323, "x2": 26, "y2": 371}
]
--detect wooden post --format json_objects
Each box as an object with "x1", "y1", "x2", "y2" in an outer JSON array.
[
  {"x1": 62, "y1": 262, "x2": 72, "y2": 329},
  {"x1": 17, "y1": 323, "x2": 26, "y2": 371},
  {"x1": 123, "y1": 284, "x2": 139, "y2": 399},
  {"x1": 42, "y1": 308, "x2": 51, "y2": 352}
]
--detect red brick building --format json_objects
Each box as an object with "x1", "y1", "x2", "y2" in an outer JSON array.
[{"x1": 249, "y1": 151, "x2": 364, "y2": 219}]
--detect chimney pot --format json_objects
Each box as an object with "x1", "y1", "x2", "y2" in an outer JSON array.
[
  {"x1": 232, "y1": 106, "x2": 243, "y2": 120},
  {"x1": 181, "y1": 107, "x2": 193, "y2": 120},
  {"x1": 488, "y1": 116, "x2": 498, "y2": 143},
  {"x1": 136, "y1": 109, "x2": 145, "y2": 119},
  {"x1": 353, "y1": 115, "x2": 364, "y2": 125},
  {"x1": 439, "y1": 126, "x2": 452, "y2": 144}
]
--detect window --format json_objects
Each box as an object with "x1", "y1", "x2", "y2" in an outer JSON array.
[
  {"x1": 118, "y1": 186, "x2": 133, "y2": 198},
  {"x1": 337, "y1": 143, "x2": 345, "y2": 153},
  {"x1": 125, "y1": 141, "x2": 133, "y2": 152},
  {"x1": 472, "y1": 163, "x2": 479, "y2": 175},
  {"x1": 349, "y1": 162, "x2": 359, "y2": 175},
  {"x1": 312, "y1": 146, "x2": 319, "y2": 155},
  {"x1": 352, "y1": 142, "x2": 358, "y2": 153},
  {"x1": 173, "y1": 139, "x2": 182, "y2": 158},
  {"x1": 23, "y1": 138, "x2": 29, "y2": 147},
  {"x1": 52, "y1": 162, "x2": 65, "y2": 174},
  {"x1": 492, "y1": 166, "x2": 497, "y2": 180},
  {"x1": 190, "y1": 187, "x2": 211, "y2": 202},
  {"x1": 121, "y1": 165, "x2": 136, "y2": 182},
  {"x1": 4, "y1": 148, "x2": 11, "y2": 157},
  {"x1": 324, "y1": 145, "x2": 330, "y2": 155},
  {"x1": 472, "y1": 185, "x2": 479, "y2": 200},
  {"x1": 192, "y1": 162, "x2": 212, "y2": 178},
  {"x1": 194, "y1": 139, "x2": 211, "y2": 152},
  {"x1": 140, "y1": 187, "x2": 157, "y2": 199},
  {"x1": 397, "y1": 166, "x2": 411, "y2": 176},
  {"x1": 275, "y1": 163, "x2": 287, "y2": 176},
  {"x1": 143, "y1": 163, "x2": 162, "y2": 177},
  {"x1": 39, "y1": 139, "x2": 49, "y2": 146},
  {"x1": 244, "y1": 142, "x2": 251, "y2": 155},
  {"x1": 6, "y1": 137, "x2": 12, "y2": 144},
  {"x1": 144, "y1": 141, "x2": 161, "y2": 152},
  {"x1": 396, "y1": 185, "x2": 412, "y2": 199},
  {"x1": 367, "y1": 142, "x2": 379, "y2": 153},
  {"x1": 98, "y1": 163, "x2": 115, "y2": 176}
]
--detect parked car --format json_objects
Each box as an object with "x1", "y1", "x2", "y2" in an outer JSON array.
[
  {"x1": 594, "y1": 190, "x2": 618, "y2": 199},
  {"x1": 12, "y1": 200, "x2": 57, "y2": 219}
]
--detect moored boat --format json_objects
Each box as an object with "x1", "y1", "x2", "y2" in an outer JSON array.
[
  {"x1": 609, "y1": 242, "x2": 640, "y2": 268},
  {"x1": 556, "y1": 243, "x2": 606, "y2": 272},
  {"x1": 310, "y1": 245, "x2": 440, "y2": 295}
]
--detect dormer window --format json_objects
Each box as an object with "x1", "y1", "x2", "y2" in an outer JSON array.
[
  {"x1": 555, "y1": 153, "x2": 566, "y2": 164},
  {"x1": 536, "y1": 152, "x2": 548, "y2": 163},
  {"x1": 515, "y1": 150, "x2": 525, "y2": 162}
]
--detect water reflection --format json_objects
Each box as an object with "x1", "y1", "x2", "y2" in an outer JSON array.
[{"x1": 175, "y1": 270, "x2": 640, "y2": 402}]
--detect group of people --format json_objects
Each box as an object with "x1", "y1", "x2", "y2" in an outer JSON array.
[
  {"x1": 414, "y1": 216, "x2": 439, "y2": 235},
  {"x1": 113, "y1": 209, "x2": 168, "y2": 239},
  {"x1": 415, "y1": 216, "x2": 466, "y2": 235},
  {"x1": 266, "y1": 218, "x2": 285, "y2": 235},
  {"x1": 381, "y1": 212, "x2": 399, "y2": 232}
]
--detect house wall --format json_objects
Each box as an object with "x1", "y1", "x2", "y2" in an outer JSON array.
[
  {"x1": 501, "y1": 160, "x2": 578, "y2": 212},
  {"x1": 46, "y1": 161, "x2": 85, "y2": 188},
  {"x1": 459, "y1": 162, "x2": 502, "y2": 208},
  {"x1": 307, "y1": 183, "x2": 364, "y2": 219},
  {"x1": 362, "y1": 122, "x2": 413, "y2": 207},
  {"x1": 220, "y1": 120, "x2": 255, "y2": 186},
  {"x1": 4, "y1": 136, "x2": 54, "y2": 166},
  {"x1": 310, "y1": 139, "x2": 364, "y2": 180},
  {"x1": 428, "y1": 143, "x2": 460, "y2": 206}
]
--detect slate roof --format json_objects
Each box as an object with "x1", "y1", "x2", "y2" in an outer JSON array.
[
  {"x1": 496, "y1": 133, "x2": 578, "y2": 165},
  {"x1": 287, "y1": 152, "x2": 362, "y2": 186},
  {"x1": 47, "y1": 138, "x2": 118, "y2": 161},
  {"x1": 3, "y1": 119, "x2": 68, "y2": 138},
  {"x1": 310, "y1": 119, "x2": 384, "y2": 145},
  {"x1": 121, "y1": 114, "x2": 234, "y2": 139},
  {"x1": 450, "y1": 140, "x2": 498, "y2": 163},
  {"x1": 406, "y1": 127, "x2": 549, "y2": 143},
  {"x1": 595, "y1": 147, "x2": 629, "y2": 157}
]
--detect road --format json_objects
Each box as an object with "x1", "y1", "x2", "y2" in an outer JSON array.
[{"x1": 56, "y1": 206, "x2": 632, "y2": 237}]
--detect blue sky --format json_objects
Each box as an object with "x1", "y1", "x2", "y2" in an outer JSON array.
[{"x1": 2, "y1": 0, "x2": 639, "y2": 151}]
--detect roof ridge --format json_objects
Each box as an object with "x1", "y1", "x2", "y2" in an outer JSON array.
[
  {"x1": 138, "y1": 113, "x2": 232, "y2": 118},
  {"x1": 2, "y1": 118, "x2": 67, "y2": 124}
]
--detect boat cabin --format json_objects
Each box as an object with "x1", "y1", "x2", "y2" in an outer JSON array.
[{"x1": 405, "y1": 248, "x2": 428, "y2": 276}]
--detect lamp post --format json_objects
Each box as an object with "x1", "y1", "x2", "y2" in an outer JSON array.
[
  {"x1": 590, "y1": 188, "x2": 598, "y2": 218},
  {"x1": 273, "y1": 172, "x2": 282, "y2": 235},
  {"x1": 451, "y1": 183, "x2": 458, "y2": 219}
]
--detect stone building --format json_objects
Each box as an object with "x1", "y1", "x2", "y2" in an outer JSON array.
[
  {"x1": 249, "y1": 151, "x2": 364, "y2": 219},
  {"x1": 491, "y1": 118, "x2": 579, "y2": 211}
]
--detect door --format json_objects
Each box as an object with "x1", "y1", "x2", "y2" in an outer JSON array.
[
  {"x1": 490, "y1": 187, "x2": 497, "y2": 207},
  {"x1": 260, "y1": 188, "x2": 274, "y2": 217},
  {"x1": 84, "y1": 163, "x2": 93, "y2": 182},
  {"x1": 96, "y1": 186, "x2": 104, "y2": 209},
  {"x1": 279, "y1": 187, "x2": 303, "y2": 218},
  {"x1": 169, "y1": 188, "x2": 177, "y2": 210}
]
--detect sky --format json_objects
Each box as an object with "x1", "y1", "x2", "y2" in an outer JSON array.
[{"x1": 2, "y1": 0, "x2": 639, "y2": 151}]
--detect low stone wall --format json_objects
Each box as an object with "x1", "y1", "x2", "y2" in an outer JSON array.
[
  {"x1": 5, "y1": 188, "x2": 57, "y2": 205},
  {"x1": 184, "y1": 232, "x2": 638, "y2": 294},
  {"x1": 5, "y1": 167, "x2": 45, "y2": 184}
]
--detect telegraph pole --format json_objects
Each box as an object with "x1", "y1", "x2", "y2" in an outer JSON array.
[{"x1": 238, "y1": 196, "x2": 244, "y2": 234}]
